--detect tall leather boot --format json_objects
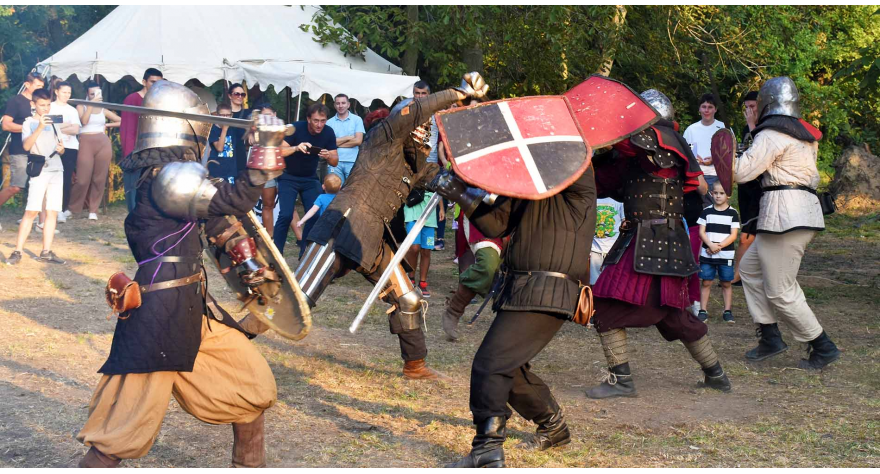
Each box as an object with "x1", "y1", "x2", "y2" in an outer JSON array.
[
  {"x1": 78, "y1": 446, "x2": 121, "y2": 468},
  {"x1": 445, "y1": 416, "x2": 506, "y2": 468},
  {"x1": 516, "y1": 401, "x2": 571, "y2": 451},
  {"x1": 403, "y1": 359, "x2": 450, "y2": 381},
  {"x1": 745, "y1": 323, "x2": 788, "y2": 361},
  {"x1": 798, "y1": 331, "x2": 841, "y2": 370},
  {"x1": 443, "y1": 284, "x2": 477, "y2": 341},
  {"x1": 232, "y1": 412, "x2": 266, "y2": 468},
  {"x1": 586, "y1": 362, "x2": 637, "y2": 399}
]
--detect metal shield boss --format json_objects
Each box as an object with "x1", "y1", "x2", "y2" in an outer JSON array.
[
  {"x1": 205, "y1": 211, "x2": 311, "y2": 340},
  {"x1": 564, "y1": 74, "x2": 661, "y2": 148},
  {"x1": 436, "y1": 96, "x2": 592, "y2": 200},
  {"x1": 711, "y1": 129, "x2": 737, "y2": 195}
]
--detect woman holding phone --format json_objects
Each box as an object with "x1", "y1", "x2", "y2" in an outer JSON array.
[{"x1": 71, "y1": 80, "x2": 120, "y2": 221}]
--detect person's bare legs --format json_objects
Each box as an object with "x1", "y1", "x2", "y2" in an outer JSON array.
[
  {"x1": 732, "y1": 233, "x2": 755, "y2": 284},
  {"x1": 291, "y1": 209, "x2": 303, "y2": 241},
  {"x1": 261, "y1": 187, "x2": 276, "y2": 238},
  {"x1": 41, "y1": 210, "x2": 58, "y2": 252},
  {"x1": 15, "y1": 210, "x2": 39, "y2": 252},
  {"x1": 700, "y1": 279, "x2": 713, "y2": 314},
  {"x1": 721, "y1": 280, "x2": 732, "y2": 311},
  {"x1": 419, "y1": 247, "x2": 431, "y2": 283},
  {"x1": 406, "y1": 245, "x2": 421, "y2": 281},
  {"x1": 0, "y1": 186, "x2": 21, "y2": 208}
]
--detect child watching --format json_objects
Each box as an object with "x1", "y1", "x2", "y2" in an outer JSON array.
[
  {"x1": 697, "y1": 181, "x2": 740, "y2": 323},
  {"x1": 404, "y1": 190, "x2": 443, "y2": 298},
  {"x1": 296, "y1": 173, "x2": 342, "y2": 229}
]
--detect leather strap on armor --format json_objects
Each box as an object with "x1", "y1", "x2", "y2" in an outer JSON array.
[
  {"x1": 140, "y1": 272, "x2": 204, "y2": 293},
  {"x1": 510, "y1": 270, "x2": 581, "y2": 286}
]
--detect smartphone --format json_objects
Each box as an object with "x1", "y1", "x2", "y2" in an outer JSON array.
[
  {"x1": 46, "y1": 115, "x2": 64, "y2": 124},
  {"x1": 307, "y1": 146, "x2": 325, "y2": 155}
]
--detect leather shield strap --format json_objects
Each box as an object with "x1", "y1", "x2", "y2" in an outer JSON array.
[
  {"x1": 510, "y1": 270, "x2": 582, "y2": 286},
  {"x1": 140, "y1": 273, "x2": 204, "y2": 294},
  {"x1": 211, "y1": 221, "x2": 244, "y2": 248}
]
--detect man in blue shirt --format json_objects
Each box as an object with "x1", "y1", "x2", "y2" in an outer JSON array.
[
  {"x1": 326, "y1": 94, "x2": 365, "y2": 184},
  {"x1": 273, "y1": 103, "x2": 338, "y2": 256}
]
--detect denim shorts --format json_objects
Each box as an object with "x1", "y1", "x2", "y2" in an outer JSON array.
[
  {"x1": 405, "y1": 221, "x2": 435, "y2": 249},
  {"x1": 700, "y1": 262, "x2": 734, "y2": 282}
]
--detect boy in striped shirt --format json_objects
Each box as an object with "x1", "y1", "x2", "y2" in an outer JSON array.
[{"x1": 697, "y1": 181, "x2": 740, "y2": 323}]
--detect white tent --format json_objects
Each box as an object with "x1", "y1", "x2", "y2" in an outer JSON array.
[{"x1": 35, "y1": 5, "x2": 418, "y2": 106}]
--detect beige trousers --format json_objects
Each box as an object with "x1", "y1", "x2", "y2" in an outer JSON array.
[
  {"x1": 69, "y1": 133, "x2": 112, "y2": 213},
  {"x1": 739, "y1": 229, "x2": 823, "y2": 342},
  {"x1": 77, "y1": 316, "x2": 277, "y2": 460}
]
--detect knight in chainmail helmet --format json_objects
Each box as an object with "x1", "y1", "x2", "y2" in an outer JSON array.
[
  {"x1": 582, "y1": 88, "x2": 733, "y2": 401},
  {"x1": 75, "y1": 80, "x2": 285, "y2": 468}
]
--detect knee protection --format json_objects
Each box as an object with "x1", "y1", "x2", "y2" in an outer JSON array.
[{"x1": 388, "y1": 287, "x2": 427, "y2": 334}]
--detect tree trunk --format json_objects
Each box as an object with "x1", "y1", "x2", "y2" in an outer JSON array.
[
  {"x1": 596, "y1": 5, "x2": 627, "y2": 77},
  {"x1": 699, "y1": 51, "x2": 727, "y2": 125},
  {"x1": 401, "y1": 5, "x2": 419, "y2": 76}
]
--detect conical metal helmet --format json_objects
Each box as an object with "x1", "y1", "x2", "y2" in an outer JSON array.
[
  {"x1": 757, "y1": 76, "x2": 801, "y2": 120},
  {"x1": 640, "y1": 89, "x2": 675, "y2": 121},
  {"x1": 133, "y1": 80, "x2": 212, "y2": 156}
]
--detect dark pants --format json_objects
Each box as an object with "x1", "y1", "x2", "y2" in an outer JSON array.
[
  {"x1": 274, "y1": 174, "x2": 321, "y2": 255},
  {"x1": 470, "y1": 310, "x2": 565, "y2": 423},
  {"x1": 593, "y1": 278, "x2": 708, "y2": 343},
  {"x1": 123, "y1": 168, "x2": 139, "y2": 212},
  {"x1": 61, "y1": 148, "x2": 78, "y2": 212}
]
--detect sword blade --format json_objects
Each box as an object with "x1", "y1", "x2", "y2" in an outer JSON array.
[
  {"x1": 349, "y1": 193, "x2": 441, "y2": 333},
  {"x1": 69, "y1": 99, "x2": 253, "y2": 129}
]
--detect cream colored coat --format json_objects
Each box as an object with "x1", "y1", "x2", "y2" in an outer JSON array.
[{"x1": 735, "y1": 129, "x2": 825, "y2": 233}]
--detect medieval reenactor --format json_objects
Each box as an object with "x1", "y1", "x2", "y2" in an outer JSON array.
[
  {"x1": 241, "y1": 73, "x2": 489, "y2": 380},
  {"x1": 441, "y1": 212, "x2": 504, "y2": 340},
  {"x1": 430, "y1": 166, "x2": 597, "y2": 467},
  {"x1": 585, "y1": 89, "x2": 732, "y2": 400},
  {"x1": 75, "y1": 81, "x2": 284, "y2": 468},
  {"x1": 725, "y1": 77, "x2": 840, "y2": 369}
]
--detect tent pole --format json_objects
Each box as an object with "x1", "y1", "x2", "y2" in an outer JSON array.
[
  {"x1": 285, "y1": 87, "x2": 291, "y2": 123},
  {"x1": 294, "y1": 78, "x2": 304, "y2": 122}
]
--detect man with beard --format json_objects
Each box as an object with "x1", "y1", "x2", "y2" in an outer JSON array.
[
  {"x1": 75, "y1": 81, "x2": 283, "y2": 468},
  {"x1": 585, "y1": 89, "x2": 732, "y2": 400},
  {"x1": 240, "y1": 73, "x2": 489, "y2": 381}
]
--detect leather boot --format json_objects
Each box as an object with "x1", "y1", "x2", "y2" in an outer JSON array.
[
  {"x1": 700, "y1": 362, "x2": 732, "y2": 392},
  {"x1": 403, "y1": 359, "x2": 450, "y2": 381},
  {"x1": 586, "y1": 362, "x2": 637, "y2": 399},
  {"x1": 232, "y1": 412, "x2": 266, "y2": 468},
  {"x1": 445, "y1": 416, "x2": 506, "y2": 468},
  {"x1": 443, "y1": 284, "x2": 477, "y2": 341},
  {"x1": 745, "y1": 323, "x2": 788, "y2": 361},
  {"x1": 516, "y1": 403, "x2": 571, "y2": 451},
  {"x1": 798, "y1": 331, "x2": 841, "y2": 370},
  {"x1": 78, "y1": 447, "x2": 121, "y2": 468}
]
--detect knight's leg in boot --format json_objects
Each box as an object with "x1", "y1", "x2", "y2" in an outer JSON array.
[
  {"x1": 586, "y1": 328, "x2": 637, "y2": 399},
  {"x1": 745, "y1": 323, "x2": 789, "y2": 361},
  {"x1": 798, "y1": 330, "x2": 841, "y2": 370},
  {"x1": 683, "y1": 335, "x2": 731, "y2": 392},
  {"x1": 232, "y1": 412, "x2": 266, "y2": 468},
  {"x1": 444, "y1": 283, "x2": 476, "y2": 341},
  {"x1": 445, "y1": 416, "x2": 507, "y2": 468},
  {"x1": 514, "y1": 392, "x2": 570, "y2": 451}
]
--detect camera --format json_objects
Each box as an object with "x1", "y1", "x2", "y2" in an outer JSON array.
[{"x1": 46, "y1": 115, "x2": 64, "y2": 124}]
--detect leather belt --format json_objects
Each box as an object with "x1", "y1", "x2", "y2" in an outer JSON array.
[
  {"x1": 510, "y1": 270, "x2": 581, "y2": 286},
  {"x1": 762, "y1": 184, "x2": 817, "y2": 195},
  {"x1": 140, "y1": 273, "x2": 204, "y2": 294},
  {"x1": 140, "y1": 256, "x2": 201, "y2": 265}
]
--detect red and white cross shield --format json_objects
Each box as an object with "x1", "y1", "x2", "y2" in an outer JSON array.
[{"x1": 436, "y1": 96, "x2": 592, "y2": 200}]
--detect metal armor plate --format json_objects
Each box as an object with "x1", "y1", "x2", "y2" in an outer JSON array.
[
  {"x1": 436, "y1": 96, "x2": 592, "y2": 200},
  {"x1": 205, "y1": 211, "x2": 311, "y2": 340},
  {"x1": 711, "y1": 128, "x2": 737, "y2": 195}
]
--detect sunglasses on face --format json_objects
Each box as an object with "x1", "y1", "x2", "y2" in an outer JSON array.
[{"x1": 231, "y1": 92, "x2": 246, "y2": 97}]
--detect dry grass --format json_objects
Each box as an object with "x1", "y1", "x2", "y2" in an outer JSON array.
[{"x1": 0, "y1": 203, "x2": 877, "y2": 467}]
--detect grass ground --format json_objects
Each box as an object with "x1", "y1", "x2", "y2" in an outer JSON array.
[{"x1": 0, "y1": 203, "x2": 877, "y2": 467}]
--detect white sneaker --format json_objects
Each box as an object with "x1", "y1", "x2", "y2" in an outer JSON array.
[
  {"x1": 35, "y1": 222, "x2": 60, "y2": 234},
  {"x1": 62, "y1": 210, "x2": 73, "y2": 219},
  {"x1": 88, "y1": 213, "x2": 98, "y2": 221},
  {"x1": 56, "y1": 212, "x2": 67, "y2": 223}
]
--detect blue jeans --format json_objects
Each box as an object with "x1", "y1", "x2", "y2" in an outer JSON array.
[
  {"x1": 123, "y1": 168, "x2": 140, "y2": 212},
  {"x1": 274, "y1": 174, "x2": 321, "y2": 255},
  {"x1": 328, "y1": 161, "x2": 356, "y2": 185}
]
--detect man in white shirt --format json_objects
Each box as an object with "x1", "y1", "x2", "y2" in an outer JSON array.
[{"x1": 683, "y1": 93, "x2": 730, "y2": 206}]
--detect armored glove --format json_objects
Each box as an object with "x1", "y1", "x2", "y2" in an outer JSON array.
[
  {"x1": 247, "y1": 114, "x2": 290, "y2": 178},
  {"x1": 456, "y1": 72, "x2": 489, "y2": 101},
  {"x1": 427, "y1": 168, "x2": 496, "y2": 216}
]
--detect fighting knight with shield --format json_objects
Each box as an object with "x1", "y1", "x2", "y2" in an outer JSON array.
[
  {"x1": 75, "y1": 81, "x2": 299, "y2": 467},
  {"x1": 241, "y1": 72, "x2": 489, "y2": 380}
]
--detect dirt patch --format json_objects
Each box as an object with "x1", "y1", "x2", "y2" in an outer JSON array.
[{"x1": 1, "y1": 203, "x2": 878, "y2": 467}]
